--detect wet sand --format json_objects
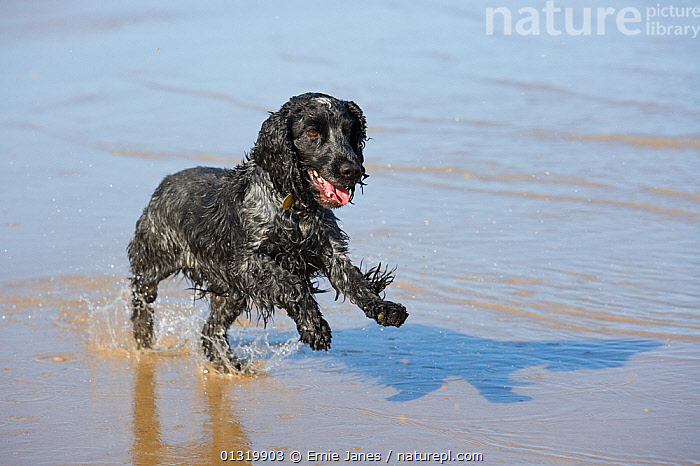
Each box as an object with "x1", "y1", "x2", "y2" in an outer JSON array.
[
  {"x1": 1, "y1": 274, "x2": 690, "y2": 464},
  {"x1": 2, "y1": 1, "x2": 699, "y2": 464}
]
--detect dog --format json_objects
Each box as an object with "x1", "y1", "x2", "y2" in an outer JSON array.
[{"x1": 127, "y1": 93, "x2": 408, "y2": 371}]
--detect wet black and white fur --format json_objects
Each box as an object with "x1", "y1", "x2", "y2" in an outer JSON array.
[{"x1": 127, "y1": 93, "x2": 408, "y2": 372}]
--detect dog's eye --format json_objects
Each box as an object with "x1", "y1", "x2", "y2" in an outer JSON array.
[{"x1": 305, "y1": 129, "x2": 319, "y2": 138}]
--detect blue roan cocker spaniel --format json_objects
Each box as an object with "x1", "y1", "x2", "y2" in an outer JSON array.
[{"x1": 127, "y1": 93, "x2": 408, "y2": 372}]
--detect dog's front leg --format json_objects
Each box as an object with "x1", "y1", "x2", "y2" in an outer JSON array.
[
  {"x1": 324, "y1": 254, "x2": 408, "y2": 328},
  {"x1": 238, "y1": 253, "x2": 332, "y2": 350}
]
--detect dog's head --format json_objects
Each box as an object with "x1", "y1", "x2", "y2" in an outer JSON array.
[{"x1": 252, "y1": 93, "x2": 368, "y2": 209}]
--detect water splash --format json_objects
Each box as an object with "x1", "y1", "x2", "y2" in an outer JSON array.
[
  {"x1": 84, "y1": 279, "x2": 136, "y2": 352},
  {"x1": 84, "y1": 279, "x2": 301, "y2": 373},
  {"x1": 237, "y1": 332, "x2": 303, "y2": 372}
]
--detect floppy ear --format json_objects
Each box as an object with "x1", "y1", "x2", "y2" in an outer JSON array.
[
  {"x1": 251, "y1": 108, "x2": 305, "y2": 200},
  {"x1": 345, "y1": 100, "x2": 367, "y2": 154}
]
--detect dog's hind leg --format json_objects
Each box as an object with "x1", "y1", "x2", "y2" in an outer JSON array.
[
  {"x1": 129, "y1": 258, "x2": 178, "y2": 349},
  {"x1": 128, "y1": 218, "x2": 181, "y2": 349},
  {"x1": 130, "y1": 276, "x2": 159, "y2": 349},
  {"x1": 202, "y1": 292, "x2": 248, "y2": 372}
]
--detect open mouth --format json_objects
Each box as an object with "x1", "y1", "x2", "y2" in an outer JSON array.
[{"x1": 308, "y1": 169, "x2": 351, "y2": 207}]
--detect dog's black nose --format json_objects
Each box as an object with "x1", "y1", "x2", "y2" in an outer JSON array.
[{"x1": 339, "y1": 162, "x2": 362, "y2": 182}]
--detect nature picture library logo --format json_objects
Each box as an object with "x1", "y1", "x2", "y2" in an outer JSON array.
[{"x1": 485, "y1": 1, "x2": 700, "y2": 38}]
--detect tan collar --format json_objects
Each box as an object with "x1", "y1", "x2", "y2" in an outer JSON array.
[{"x1": 282, "y1": 194, "x2": 295, "y2": 210}]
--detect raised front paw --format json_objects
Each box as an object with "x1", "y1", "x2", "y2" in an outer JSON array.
[
  {"x1": 298, "y1": 317, "x2": 332, "y2": 351},
  {"x1": 371, "y1": 301, "x2": 408, "y2": 327}
]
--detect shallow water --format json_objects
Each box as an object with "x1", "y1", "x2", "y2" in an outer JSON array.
[{"x1": 2, "y1": 1, "x2": 699, "y2": 464}]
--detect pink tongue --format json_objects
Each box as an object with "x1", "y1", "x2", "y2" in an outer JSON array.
[{"x1": 321, "y1": 178, "x2": 350, "y2": 205}]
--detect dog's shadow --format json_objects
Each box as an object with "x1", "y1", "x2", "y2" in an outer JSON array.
[{"x1": 308, "y1": 324, "x2": 661, "y2": 403}]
